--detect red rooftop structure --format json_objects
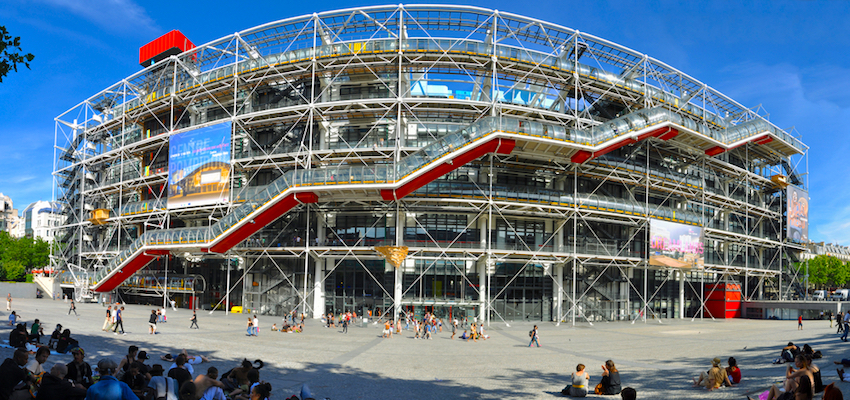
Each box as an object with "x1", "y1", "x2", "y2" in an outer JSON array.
[{"x1": 139, "y1": 30, "x2": 194, "y2": 67}]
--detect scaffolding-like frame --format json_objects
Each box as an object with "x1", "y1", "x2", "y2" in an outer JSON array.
[{"x1": 52, "y1": 5, "x2": 808, "y2": 323}]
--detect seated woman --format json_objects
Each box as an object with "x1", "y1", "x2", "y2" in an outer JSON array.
[
  {"x1": 726, "y1": 357, "x2": 742, "y2": 385},
  {"x1": 804, "y1": 355, "x2": 824, "y2": 393},
  {"x1": 459, "y1": 330, "x2": 469, "y2": 340},
  {"x1": 598, "y1": 360, "x2": 621, "y2": 395},
  {"x1": 758, "y1": 354, "x2": 814, "y2": 400},
  {"x1": 561, "y1": 363, "x2": 590, "y2": 397}
]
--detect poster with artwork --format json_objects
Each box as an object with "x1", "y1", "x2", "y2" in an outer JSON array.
[
  {"x1": 787, "y1": 186, "x2": 809, "y2": 242},
  {"x1": 649, "y1": 219, "x2": 704, "y2": 269},
  {"x1": 167, "y1": 122, "x2": 231, "y2": 209}
]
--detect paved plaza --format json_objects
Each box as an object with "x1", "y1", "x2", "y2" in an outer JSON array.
[{"x1": 3, "y1": 297, "x2": 850, "y2": 399}]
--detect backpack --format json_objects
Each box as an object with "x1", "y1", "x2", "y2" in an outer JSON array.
[{"x1": 529, "y1": 330, "x2": 534, "y2": 337}]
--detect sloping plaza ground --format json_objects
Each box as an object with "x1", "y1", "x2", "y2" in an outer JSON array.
[{"x1": 3, "y1": 297, "x2": 850, "y2": 399}]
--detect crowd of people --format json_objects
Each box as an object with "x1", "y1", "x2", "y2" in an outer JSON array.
[
  {"x1": 0, "y1": 343, "x2": 279, "y2": 400},
  {"x1": 561, "y1": 360, "x2": 630, "y2": 397},
  {"x1": 10, "y1": 294, "x2": 850, "y2": 399}
]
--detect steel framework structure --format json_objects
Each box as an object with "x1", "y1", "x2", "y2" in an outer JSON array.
[{"x1": 52, "y1": 5, "x2": 808, "y2": 323}]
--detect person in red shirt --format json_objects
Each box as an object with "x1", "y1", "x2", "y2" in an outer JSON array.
[
  {"x1": 799, "y1": 315, "x2": 804, "y2": 330},
  {"x1": 726, "y1": 357, "x2": 742, "y2": 385}
]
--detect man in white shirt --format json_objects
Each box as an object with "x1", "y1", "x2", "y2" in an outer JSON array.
[
  {"x1": 25, "y1": 346, "x2": 50, "y2": 375},
  {"x1": 253, "y1": 315, "x2": 259, "y2": 336},
  {"x1": 147, "y1": 364, "x2": 178, "y2": 400}
]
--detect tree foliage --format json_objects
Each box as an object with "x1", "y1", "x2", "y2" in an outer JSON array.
[
  {"x1": 0, "y1": 26, "x2": 34, "y2": 83},
  {"x1": 800, "y1": 255, "x2": 850, "y2": 288},
  {"x1": 0, "y1": 232, "x2": 51, "y2": 281}
]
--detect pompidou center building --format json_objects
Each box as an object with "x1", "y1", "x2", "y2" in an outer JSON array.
[{"x1": 53, "y1": 5, "x2": 808, "y2": 324}]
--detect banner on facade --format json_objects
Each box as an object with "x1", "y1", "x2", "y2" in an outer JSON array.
[
  {"x1": 648, "y1": 219, "x2": 704, "y2": 269},
  {"x1": 167, "y1": 122, "x2": 231, "y2": 209},
  {"x1": 787, "y1": 185, "x2": 809, "y2": 242}
]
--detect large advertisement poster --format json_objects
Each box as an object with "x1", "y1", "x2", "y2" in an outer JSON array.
[
  {"x1": 649, "y1": 220, "x2": 704, "y2": 268},
  {"x1": 787, "y1": 186, "x2": 809, "y2": 242},
  {"x1": 167, "y1": 122, "x2": 231, "y2": 209}
]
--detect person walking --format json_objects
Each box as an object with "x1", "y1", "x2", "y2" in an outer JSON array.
[
  {"x1": 113, "y1": 306, "x2": 125, "y2": 335},
  {"x1": 798, "y1": 314, "x2": 803, "y2": 330},
  {"x1": 101, "y1": 306, "x2": 112, "y2": 331},
  {"x1": 68, "y1": 299, "x2": 78, "y2": 316},
  {"x1": 838, "y1": 312, "x2": 844, "y2": 335},
  {"x1": 253, "y1": 315, "x2": 259, "y2": 336},
  {"x1": 342, "y1": 312, "x2": 349, "y2": 334},
  {"x1": 843, "y1": 318, "x2": 850, "y2": 342},
  {"x1": 6, "y1": 293, "x2": 11, "y2": 311},
  {"x1": 529, "y1": 325, "x2": 540, "y2": 347},
  {"x1": 149, "y1": 309, "x2": 158, "y2": 335},
  {"x1": 189, "y1": 311, "x2": 199, "y2": 329}
]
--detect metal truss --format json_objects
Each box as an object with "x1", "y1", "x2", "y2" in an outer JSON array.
[{"x1": 52, "y1": 5, "x2": 807, "y2": 322}]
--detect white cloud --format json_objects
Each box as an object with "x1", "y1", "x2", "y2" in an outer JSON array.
[
  {"x1": 716, "y1": 61, "x2": 850, "y2": 246},
  {"x1": 35, "y1": 0, "x2": 159, "y2": 36}
]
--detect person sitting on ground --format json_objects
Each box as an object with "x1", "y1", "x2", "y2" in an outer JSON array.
[
  {"x1": 221, "y1": 359, "x2": 263, "y2": 392},
  {"x1": 459, "y1": 330, "x2": 469, "y2": 340},
  {"x1": 805, "y1": 354, "x2": 824, "y2": 393},
  {"x1": 620, "y1": 387, "x2": 637, "y2": 400},
  {"x1": 759, "y1": 354, "x2": 814, "y2": 400},
  {"x1": 822, "y1": 383, "x2": 844, "y2": 400},
  {"x1": 147, "y1": 364, "x2": 177, "y2": 400},
  {"x1": 165, "y1": 354, "x2": 195, "y2": 376},
  {"x1": 86, "y1": 358, "x2": 138, "y2": 400},
  {"x1": 7, "y1": 310, "x2": 18, "y2": 326},
  {"x1": 230, "y1": 369, "x2": 263, "y2": 400},
  {"x1": 194, "y1": 366, "x2": 226, "y2": 400},
  {"x1": 9, "y1": 323, "x2": 28, "y2": 348},
  {"x1": 29, "y1": 318, "x2": 44, "y2": 344},
  {"x1": 48, "y1": 324, "x2": 62, "y2": 349},
  {"x1": 36, "y1": 362, "x2": 87, "y2": 400},
  {"x1": 117, "y1": 346, "x2": 139, "y2": 375},
  {"x1": 249, "y1": 382, "x2": 271, "y2": 400},
  {"x1": 693, "y1": 357, "x2": 732, "y2": 391},
  {"x1": 26, "y1": 346, "x2": 51, "y2": 375},
  {"x1": 0, "y1": 348, "x2": 33, "y2": 400},
  {"x1": 167, "y1": 355, "x2": 193, "y2": 389},
  {"x1": 598, "y1": 359, "x2": 622, "y2": 395},
  {"x1": 65, "y1": 347, "x2": 93, "y2": 388},
  {"x1": 561, "y1": 363, "x2": 590, "y2": 397},
  {"x1": 802, "y1": 344, "x2": 823, "y2": 359},
  {"x1": 55, "y1": 329, "x2": 79, "y2": 354},
  {"x1": 120, "y1": 362, "x2": 147, "y2": 395},
  {"x1": 178, "y1": 381, "x2": 196, "y2": 400},
  {"x1": 726, "y1": 357, "x2": 742, "y2": 385},
  {"x1": 777, "y1": 342, "x2": 801, "y2": 364}
]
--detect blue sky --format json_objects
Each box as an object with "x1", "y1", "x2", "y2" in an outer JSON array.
[{"x1": 1, "y1": 1, "x2": 847, "y2": 244}]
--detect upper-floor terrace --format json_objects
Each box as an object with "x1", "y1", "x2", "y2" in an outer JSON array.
[{"x1": 56, "y1": 6, "x2": 805, "y2": 172}]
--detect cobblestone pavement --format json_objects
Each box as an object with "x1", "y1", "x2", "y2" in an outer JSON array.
[{"x1": 2, "y1": 298, "x2": 850, "y2": 399}]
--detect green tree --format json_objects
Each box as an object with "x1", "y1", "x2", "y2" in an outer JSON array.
[
  {"x1": 799, "y1": 255, "x2": 850, "y2": 288},
  {"x1": 3, "y1": 260, "x2": 24, "y2": 281},
  {"x1": 0, "y1": 26, "x2": 34, "y2": 82},
  {"x1": 804, "y1": 255, "x2": 831, "y2": 288}
]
